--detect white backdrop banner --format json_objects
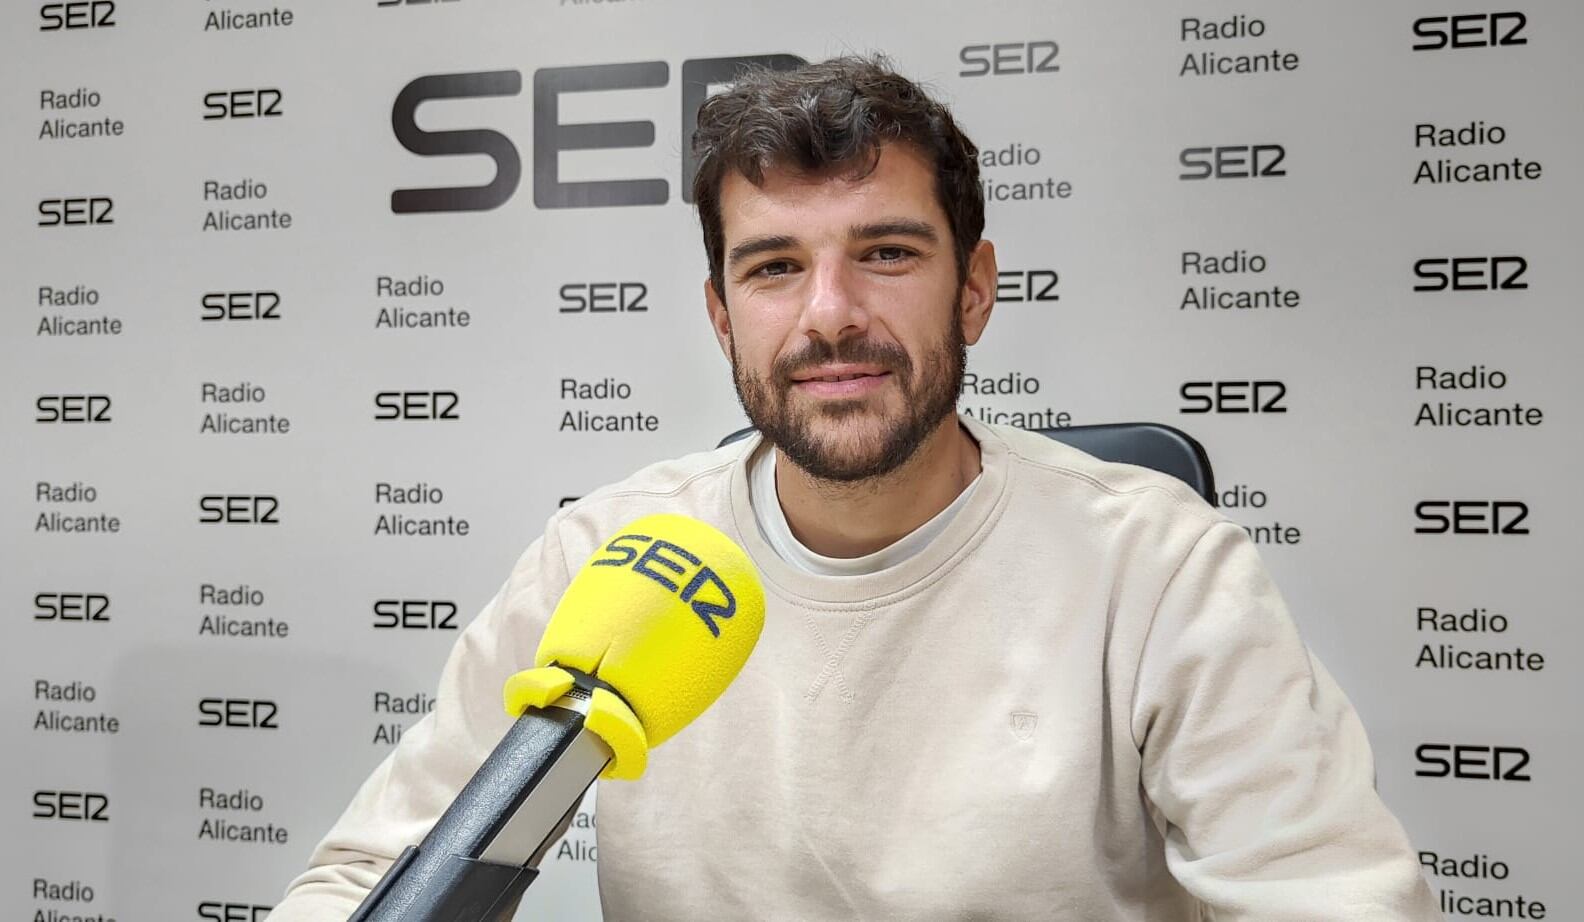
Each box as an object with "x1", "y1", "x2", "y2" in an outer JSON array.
[{"x1": 3, "y1": 1, "x2": 1579, "y2": 920}]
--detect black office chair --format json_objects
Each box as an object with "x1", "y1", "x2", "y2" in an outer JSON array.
[{"x1": 718, "y1": 422, "x2": 1215, "y2": 504}]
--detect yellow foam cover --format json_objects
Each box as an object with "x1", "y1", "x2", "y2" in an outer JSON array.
[{"x1": 503, "y1": 514, "x2": 765, "y2": 780}]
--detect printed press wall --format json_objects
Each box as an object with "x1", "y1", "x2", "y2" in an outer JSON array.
[{"x1": 3, "y1": 1, "x2": 1579, "y2": 919}]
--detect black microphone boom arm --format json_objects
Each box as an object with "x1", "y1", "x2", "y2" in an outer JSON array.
[{"x1": 347, "y1": 687, "x2": 611, "y2": 922}]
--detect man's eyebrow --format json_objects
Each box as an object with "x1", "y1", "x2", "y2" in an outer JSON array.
[
  {"x1": 725, "y1": 220, "x2": 939, "y2": 268},
  {"x1": 728, "y1": 234, "x2": 798, "y2": 267},
  {"x1": 850, "y1": 219, "x2": 939, "y2": 243}
]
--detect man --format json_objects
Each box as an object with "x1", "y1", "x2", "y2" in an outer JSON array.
[{"x1": 270, "y1": 57, "x2": 1438, "y2": 920}]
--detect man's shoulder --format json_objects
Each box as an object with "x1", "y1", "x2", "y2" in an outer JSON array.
[
  {"x1": 984, "y1": 421, "x2": 1223, "y2": 531},
  {"x1": 547, "y1": 438, "x2": 751, "y2": 555}
]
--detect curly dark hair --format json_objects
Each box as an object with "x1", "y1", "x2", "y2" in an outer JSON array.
[{"x1": 690, "y1": 55, "x2": 984, "y2": 302}]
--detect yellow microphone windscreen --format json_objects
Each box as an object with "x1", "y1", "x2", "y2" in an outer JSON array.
[{"x1": 534, "y1": 514, "x2": 765, "y2": 752}]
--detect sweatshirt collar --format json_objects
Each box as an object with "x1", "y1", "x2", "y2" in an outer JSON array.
[{"x1": 727, "y1": 414, "x2": 1011, "y2": 609}]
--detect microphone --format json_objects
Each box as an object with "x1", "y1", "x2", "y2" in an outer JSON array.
[{"x1": 347, "y1": 513, "x2": 765, "y2": 922}]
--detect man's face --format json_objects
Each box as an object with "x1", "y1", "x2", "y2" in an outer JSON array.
[{"x1": 706, "y1": 144, "x2": 988, "y2": 482}]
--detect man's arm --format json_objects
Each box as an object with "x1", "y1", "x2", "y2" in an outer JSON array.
[
  {"x1": 266, "y1": 520, "x2": 573, "y2": 921},
  {"x1": 1132, "y1": 522, "x2": 1440, "y2": 920}
]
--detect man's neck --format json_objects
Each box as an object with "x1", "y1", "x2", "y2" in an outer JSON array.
[{"x1": 773, "y1": 416, "x2": 982, "y2": 558}]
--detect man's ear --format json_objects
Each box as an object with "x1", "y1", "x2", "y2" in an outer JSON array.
[
  {"x1": 704, "y1": 278, "x2": 733, "y2": 359},
  {"x1": 959, "y1": 239, "x2": 998, "y2": 346}
]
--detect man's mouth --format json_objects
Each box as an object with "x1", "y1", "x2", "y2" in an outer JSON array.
[
  {"x1": 790, "y1": 364, "x2": 888, "y2": 381},
  {"x1": 789, "y1": 365, "x2": 892, "y2": 397},
  {"x1": 801, "y1": 372, "x2": 882, "y2": 383}
]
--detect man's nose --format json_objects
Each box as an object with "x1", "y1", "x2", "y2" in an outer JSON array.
[{"x1": 799, "y1": 257, "x2": 870, "y2": 345}]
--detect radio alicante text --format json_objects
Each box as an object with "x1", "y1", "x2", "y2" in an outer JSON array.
[{"x1": 561, "y1": 411, "x2": 659, "y2": 432}]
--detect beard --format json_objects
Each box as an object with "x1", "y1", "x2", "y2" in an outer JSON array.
[{"x1": 730, "y1": 315, "x2": 966, "y2": 483}]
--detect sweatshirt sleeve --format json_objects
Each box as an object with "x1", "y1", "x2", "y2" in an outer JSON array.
[
  {"x1": 265, "y1": 519, "x2": 573, "y2": 922},
  {"x1": 1131, "y1": 521, "x2": 1441, "y2": 921}
]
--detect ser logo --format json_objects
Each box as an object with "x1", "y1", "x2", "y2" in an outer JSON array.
[
  {"x1": 1412, "y1": 12, "x2": 1527, "y2": 50},
  {"x1": 559, "y1": 282, "x2": 648, "y2": 313},
  {"x1": 1414, "y1": 500, "x2": 1528, "y2": 535},
  {"x1": 374, "y1": 390, "x2": 460, "y2": 421},
  {"x1": 199, "y1": 495, "x2": 280, "y2": 525},
  {"x1": 593, "y1": 534, "x2": 737, "y2": 637},
  {"x1": 34, "y1": 791, "x2": 108, "y2": 821},
  {"x1": 38, "y1": 197, "x2": 114, "y2": 226},
  {"x1": 995, "y1": 269, "x2": 1060, "y2": 303},
  {"x1": 203, "y1": 291, "x2": 281, "y2": 322},
  {"x1": 373, "y1": 599, "x2": 458, "y2": 630},
  {"x1": 39, "y1": 2, "x2": 115, "y2": 29},
  {"x1": 198, "y1": 905, "x2": 273, "y2": 922},
  {"x1": 36, "y1": 394, "x2": 112, "y2": 423},
  {"x1": 1179, "y1": 145, "x2": 1286, "y2": 180},
  {"x1": 35, "y1": 592, "x2": 110, "y2": 622},
  {"x1": 958, "y1": 42, "x2": 1060, "y2": 77},
  {"x1": 1180, "y1": 381, "x2": 1287, "y2": 414},
  {"x1": 198, "y1": 697, "x2": 279, "y2": 729},
  {"x1": 390, "y1": 53, "x2": 805, "y2": 213},
  {"x1": 203, "y1": 89, "x2": 283, "y2": 120},
  {"x1": 1415, "y1": 744, "x2": 1530, "y2": 781},
  {"x1": 1413, "y1": 257, "x2": 1527, "y2": 292}
]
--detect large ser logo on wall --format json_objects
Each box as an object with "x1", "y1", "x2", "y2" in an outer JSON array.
[{"x1": 389, "y1": 54, "x2": 805, "y2": 213}]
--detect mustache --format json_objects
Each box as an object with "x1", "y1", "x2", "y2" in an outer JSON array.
[{"x1": 772, "y1": 338, "x2": 914, "y2": 384}]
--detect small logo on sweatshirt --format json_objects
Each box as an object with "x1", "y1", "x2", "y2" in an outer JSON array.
[{"x1": 1010, "y1": 712, "x2": 1038, "y2": 741}]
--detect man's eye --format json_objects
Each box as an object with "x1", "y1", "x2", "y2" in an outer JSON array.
[
  {"x1": 871, "y1": 246, "x2": 912, "y2": 262},
  {"x1": 754, "y1": 260, "x2": 794, "y2": 278}
]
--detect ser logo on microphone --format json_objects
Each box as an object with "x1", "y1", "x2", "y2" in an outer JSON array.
[{"x1": 592, "y1": 534, "x2": 737, "y2": 636}]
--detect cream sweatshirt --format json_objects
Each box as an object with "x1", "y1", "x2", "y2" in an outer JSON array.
[{"x1": 269, "y1": 417, "x2": 1440, "y2": 921}]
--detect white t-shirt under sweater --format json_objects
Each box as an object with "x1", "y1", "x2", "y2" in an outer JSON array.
[
  {"x1": 269, "y1": 416, "x2": 1439, "y2": 921},
  {"x1": 748, "y1": 439, "x2": 981, "y2": 576}
]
